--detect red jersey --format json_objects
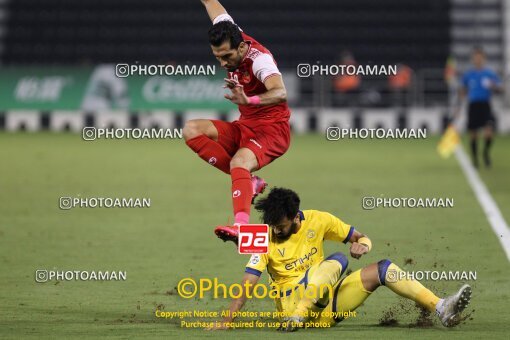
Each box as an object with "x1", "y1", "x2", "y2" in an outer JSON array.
[{"x1": 213, "y1": 14, "x2": 291, "y2": 125}]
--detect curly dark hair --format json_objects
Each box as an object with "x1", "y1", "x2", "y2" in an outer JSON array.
[
  {"x1": 208, "y1": 21, "x2": 243, "y2": 48},
  {"x1": 255, "y1": 187, "x2": 300, "y2": 225}
]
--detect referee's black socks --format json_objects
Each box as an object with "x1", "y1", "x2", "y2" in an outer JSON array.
[
  {"x1": 483, "y1": 137, "x2": 493, "y2": 168},
  {"x1": 470, "y1": 139, "x2": 479, "y2": 168}
]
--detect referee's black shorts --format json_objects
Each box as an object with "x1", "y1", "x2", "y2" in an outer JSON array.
[{"x1": 467, "y1": 101, "x2": 494, "y2": 130}]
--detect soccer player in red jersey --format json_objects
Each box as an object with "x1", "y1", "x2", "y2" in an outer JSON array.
[{"x1": 184, "y1": 0, "x2": 291, "y2": 245}]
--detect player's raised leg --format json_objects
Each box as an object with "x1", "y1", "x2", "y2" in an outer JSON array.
[
  {"x1": 370, "y1": 259, "x2": 471, "y2": 327},
  {"x1": 283, "y1": 264, "x2": 368, "y2": 332},
  {"x1": 183, "y1": 119, "x2": 232, "y2": 174},
  {"x1": 285, "y1": 259, "x2": 471, "y2": 331},
  {"x1": 215, "y1": 147, "x2": 260, "y2": 243},
  {"x1": 335, "y1": 260, "x2": 471, "y2": 327},
  {"x1": 230, "y1": 148, "x2": 259, "y2": 225},
  {"x1": 293, "y1": 252, "x2": 349, "y2": 317}
]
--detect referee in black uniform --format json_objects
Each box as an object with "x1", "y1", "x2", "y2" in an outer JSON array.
[{"x1": 458, "y1": 47, "x2": 502, "y2": 168}]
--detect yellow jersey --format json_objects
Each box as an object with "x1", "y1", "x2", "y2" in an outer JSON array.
[{"x1": 245, "y1": 210, "x2": 354, "y2": 287}]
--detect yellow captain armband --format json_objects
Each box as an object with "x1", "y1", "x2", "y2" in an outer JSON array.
[{"x1": 358, "y1": 236, "x2": 372, "y2": 252}]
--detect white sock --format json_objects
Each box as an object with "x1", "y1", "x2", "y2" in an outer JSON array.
[{"x1": 435, "y1": 298, "x2": 445, "y2": 315}]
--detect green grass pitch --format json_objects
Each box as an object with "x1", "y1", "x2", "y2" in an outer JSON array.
[{"x1": 0, "y1": 132, "x2": 509, "y2": 339}]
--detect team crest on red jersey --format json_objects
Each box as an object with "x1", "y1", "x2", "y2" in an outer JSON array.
[{"x1": 240, "y1": 70, "x2": 251, "y2": 84}]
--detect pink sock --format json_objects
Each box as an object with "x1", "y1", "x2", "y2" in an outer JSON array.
[{"x1": 235, "y1": 212, "x2": 250, "y2": 225}]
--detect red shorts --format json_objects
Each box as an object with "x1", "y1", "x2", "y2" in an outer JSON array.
[{"x1": 211, "y1": 119, "x2": 291, "y2": 169}]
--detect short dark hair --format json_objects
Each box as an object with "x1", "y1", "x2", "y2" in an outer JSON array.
[
  {"x1": 255, "y1": 187, "x2": 300, "y2": 225},
  {"x1": 208, "y1": 21, "x2": 243, "y2": 49},
  {"x1": 473, "y1": 46, "x2": 485, "y2": 55}
]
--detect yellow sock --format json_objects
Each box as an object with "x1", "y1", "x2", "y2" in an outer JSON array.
[
  {"x1": 384, "y1": 263, "x2": 440, "y2": 312},
  {"x1": 294, "y1": 257, "x2": 345, "y2": 316}
]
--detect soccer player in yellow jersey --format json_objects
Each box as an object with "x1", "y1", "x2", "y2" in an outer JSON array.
[{"x1": 206, "y1": 188, "x2": 471, "y2": 331}]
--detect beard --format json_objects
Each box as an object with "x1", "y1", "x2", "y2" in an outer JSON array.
[
  {"x1": 226, "y1": 65, "x2": 238, "y2": 72},
  {"x1": 273, "y1": 222, "x2": 298, "y2": 242},
  {"x1": 226, "y1": 55, "x2": 243, "y2": 72}
]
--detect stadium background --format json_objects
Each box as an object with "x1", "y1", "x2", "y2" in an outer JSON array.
[{"x1": 1, "y1": 0, "x2": 509, "y2": 339}]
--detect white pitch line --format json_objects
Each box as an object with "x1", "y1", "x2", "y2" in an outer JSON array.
[{"x1": 455, "y1": 147, "x2": 510, "y2": 261}]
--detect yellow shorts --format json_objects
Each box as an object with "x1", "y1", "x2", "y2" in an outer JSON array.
[{"x1": 275, "y1": 266, "x2": 368, "y2": 326}]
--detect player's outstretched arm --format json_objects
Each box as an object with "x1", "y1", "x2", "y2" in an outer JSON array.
[
  {"x1": 260, "y1": 75, "x2": 288, "y2": 105},
  {"x1": 224, "y1": 75, "x2": 287, "y2": 106},
  {"x1": 325, "y1": 213, "x2": 372, "y2": 259},
  {"x1": 200, "y1": 0, "x2": 228, "y2": 23},
  {"x1": 205, "y1": 272, "x2": 260, "y2": 330}
]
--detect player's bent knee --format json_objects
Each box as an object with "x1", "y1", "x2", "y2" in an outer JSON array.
[
  {"x1": 377, "y1": 259, "x2": 392, "y2": 286},
  {"x1": 325, "y1": 252, "x2": 349, "y2": 275},
  {"x1": 230, "y1": 149, "x2": 259, "y2": 171},
  {"x1": 230, "y1": 157, "x2": 244, "y2": 169},
  {"x1": 230, "y1": 156, "x2": 252, "y2": 170},
  {"x1": 183, "y1": 120, "x2": 202, "y2": 141}
]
